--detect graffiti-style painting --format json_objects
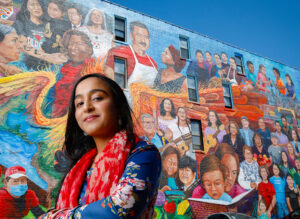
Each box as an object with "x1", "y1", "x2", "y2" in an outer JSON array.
[{"x1": 0, "y1": 0, "x2": 299, "y2": 218}]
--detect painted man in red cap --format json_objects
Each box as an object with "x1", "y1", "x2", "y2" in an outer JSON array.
[{"x1": 0, "y1": 166, "x2": 44, "y2": 218}]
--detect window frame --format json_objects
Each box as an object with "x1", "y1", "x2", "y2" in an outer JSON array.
[
  {"x1": 179, "y1": 35, "x2": 190, "y2": 59},
  {"x1": 222, "y1": 81, "x2": 234, "y2": 109},
  {"x1": 114, "y1": 57, "x2": 127, "y2": 88},
  {"x1": 234, "y1": 53, "x2": 245, "y2": 76},
  {"x1": 114, "y1": 16, "x2": 126, "y2": 42},
  {"x1": 190, "y1": 119, "x2": 204, "y2": 151},
  {"x1": 187, "y1": 75, "x2": 198, "y2": 102}
]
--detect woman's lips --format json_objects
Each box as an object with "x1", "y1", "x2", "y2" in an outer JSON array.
[{"x1": 84, "y1": 115, "x2": 99, "y2": 122}]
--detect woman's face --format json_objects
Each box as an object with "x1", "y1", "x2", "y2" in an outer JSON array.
[
  {"x1": 221, "y1": 153, "x2": 238, "y2": 193},
  {"x1": 292, "y1": 130, "x2": 298, "y2": 141},
  {"x1": 27, "y1": 0, "x2": 43, "y2": 18},
  {"x1": 179, "y1": 167, "x2": 195, "y2": 187},
  {"x1": 260, "y1": 168, "x2": 268, "y2": 181},
  {"x1": 208, "y1": 111, "x2": 217, "y2": 125},
  {"x1": 0, "y1": 31, "x2": 21, "y2": 63},
  {"x1": 281, "y1": 152, "x2": 288, "y2": 163},
  {"x1": 196, "y1": 52, "x2": 203, "y2": 63},
  {"x1": 161, "y1": 48, "x2": 175, "y2": 66},
  {"x1": 163, "y1": 99, "x2": 172, "y2": 113},
  {"x1": 74, "y1": 77, "x2": 118, "y2": 138},
  {"x1": 287, "y1": 143, "x2": 294, "y2": 155},
  {"x1": 178, "y1": 108, "x2": 187, "y2": 121},
  {"x1": 273, "y1": 165, "x2": 280, "y2": 177},
  {"x1": 205, "y1": 52, "x2": 212, "y2": 62},
  {"x1": 68, "y1": 35, "x2": 92, "y2": 63},
  {"x1": 163, "y1": 153, "x2": 178, "y2": 177},
  {"x1": 254, "y1": 135, "x2": 262, "y2": 146},
  {"x1": 214, "y1": 54, "x2": 222, "y2": 66},
  {"x1": 261, "y1": 66, "x2": 266, "y2": 75},
  {"x1": 230, "y1": 123, "x2": 237, "y2": 136},
  {"x1": 244, "y1": 149, "x2": 253, "y2": 163},
  {"x1": 47, "y1": 2, "x2": 63, "y2": 20},
  {"x1": 229, "y1": 58, "x2": 236, "y2": 69},
  {"x1": 286, "y1": 175, "x2": 294, "y2": 187},
  {"x1": 202, "y1": 170, "x2": 225, "y2": 200},
  {"x1": 286, "y1": 76, "x2": 291, "y2": 85},
  {"x1": 91, "y1": 9, "x2": 103, "y2": 25}
]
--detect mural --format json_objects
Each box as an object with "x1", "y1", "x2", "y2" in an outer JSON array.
[{"x1": 0, "y1": 0, "x2": 299, "y2": 218}]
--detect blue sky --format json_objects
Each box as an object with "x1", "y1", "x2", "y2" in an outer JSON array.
[{"x1": 108, "y1": 0, "x2": 300, "y2": 70}]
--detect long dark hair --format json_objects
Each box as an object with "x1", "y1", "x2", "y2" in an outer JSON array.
[
  {"x1": 64, "y1": 73, "x2": 135, "y2": 167},
  {"x1": 16, "y1": 0, "x2": 46, "y2": 22},
  {"x1": 208, "y1": 110, "x2": 222, "y2": 127},
  {"x1": 285, "y1": 73, "x2": 294, "y2": 86},
  {"x1": 280, "y1": 151, "x2": 292, "y2": 169},
  {"x1": 159, "y1": 98, "x2": 176, "y2": 118}
]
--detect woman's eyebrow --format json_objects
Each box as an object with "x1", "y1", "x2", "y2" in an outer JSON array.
[{"x1": 74, "y1": 89, "x2": 108, "y2": 99}]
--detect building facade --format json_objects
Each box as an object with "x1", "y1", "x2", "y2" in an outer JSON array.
[{"x1": 0, "y1": 0, "x2": 299, "y2": 218}]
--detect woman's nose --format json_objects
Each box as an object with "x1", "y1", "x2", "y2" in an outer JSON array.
[{"x1": 83, "y1": 101, "x2": 94, "y2": 112}]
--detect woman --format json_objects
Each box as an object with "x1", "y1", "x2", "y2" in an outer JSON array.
[
  {"x1": 256, "y1": 64, "x2": 271, "y2": 93},
  {"x1": 168, "y1": 107, "x2": 192, "y2": 157},
  {"x1": 280, "y1": 151, "x2": 294, "y2": 177},
  {"x1": 158, "y1": 98, "x2": 177, "y2": 139},
  {"x1": 79, "y1": 8, "x2": 113, "y2": 59},
  {"x1": 210, "y1": 53, "x2": 224, "y2": 78},
  {"x1": 203, "y1": 51, "x2": 215, "y2": 79},
  {"x1": 252, "y1": 132, "x2": 269, "y2": 158},
  {"x1": 160, "y1": 146, "x2": 180, "y2": 192},
  {"x1": 153, "y1": 45, "x2": 187, "y2": 93},
  {"x1": 204, "y1": 110, "x2": 226, "y2": 151},
  {"x1": 287, "y1": 142, "x2": 297, "y2": 168},
  {"x1": 222, "y1": 121, "x2": 245, "y2": 161},
  {"x1": 290, "y1": 128, "x2": 300, "y2": 155},
  {"x1": 285, "y1": 173, "x2": 300, "y2": 213},
  {"x1": 285, "y1": 74, "x2": 296, "y2": 100},
  {"x1": 41, "y1": 74, "x2": 161, "y2": 218}
]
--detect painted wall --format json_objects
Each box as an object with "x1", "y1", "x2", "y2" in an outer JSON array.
[{"x1": 0, "y1": 0, "x2": 299, "y2": 218}]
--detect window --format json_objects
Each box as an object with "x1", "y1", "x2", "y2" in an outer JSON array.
[
  {"x1": 179, "y1": 36, "x2": 189, "y2": 59},
  {"x1": 114, "y1": 57, "x2": 126, "y2": 88},
  {"x1": 234, "y1": 53, "x2": 245, "y2": 76},
  {"x1": 114, "y1": 17, "x2": 126, "y2": 42},
  {"x1": 190, "y1": 119, "x2": 203, "y2": 151},
  {"x1": 187, "y1": 75, "x2": 198, "y2": 102},
  {"x1": 222, "y1": 82, "x2": 234, "y2": 109}
]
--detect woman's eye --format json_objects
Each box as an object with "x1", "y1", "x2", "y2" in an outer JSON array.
[
  {"x1": 93, "y1": 96, "x2": 103, "y2": 101},
  {"x1": 75, "y1": 101, "x2": 83, "y2": 107}
]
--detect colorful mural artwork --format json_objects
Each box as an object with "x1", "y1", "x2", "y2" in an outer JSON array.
[{"x1": 0, "y1": 0, "x2": 300, "y2": 218}]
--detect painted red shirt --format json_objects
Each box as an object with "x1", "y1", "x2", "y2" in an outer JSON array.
[{"x1": 258, "y1": 181, "x2": 276, "y2": 207}]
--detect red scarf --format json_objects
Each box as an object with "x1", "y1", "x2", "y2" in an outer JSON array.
[{"x1": 56, "y1": 130, "x2": 133, "y2": 209}]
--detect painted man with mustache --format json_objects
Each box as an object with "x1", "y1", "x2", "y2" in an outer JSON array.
[{"x1": 104, "y1": 21, "x2": 158, "y2": 87}]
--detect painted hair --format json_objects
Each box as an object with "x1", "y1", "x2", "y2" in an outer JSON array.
[
  {"x1": 179, "y1": 155, "x2": 197, "y2": 173},
  {"x1": 195, "y1": 49, "x2": 203, "y2": 56},
  {"x1": 271, "y1": 163, "x2": 284, "y2": 178},
  {"x1": 259, "y1": 64, "x2": 265, "y2": 72},
  {"x1": 168, "y1": 45, "x2": 186, "y2": 72},
  {"x1": 64, "y1": 73, "x2": 135, "y2": 166},
  {"x1": 208, "y1": 110, "x2": 222, "y2": 127},
  {"x1": 159, "y1": 98, "x2": 176, "y2": 118},
  {"x1": 48, "y1": 0, "x2": 66, "y2": 13},
  {"x1": 273, "y1": 67, "x2": 280, "y2": 76},
  {"x1": 200, "y1": 155, "x2": 227, "y2": 183},
  {"x1": 285, "y1": 73, "x2": 294, "y2": 86},
  {"x1": 0, "y1": 24, "x2": 15, "y2": 42},
  {"x1": 246, "y1": 61, "x2": 253, "y2": 66},
  {"x1": 280, "y1": 150, "x2": 292, "y2": 169},
  {"x1": 259, "y1": 165, "x2": 269, "y2": 179},
  {"x1": 130, "y1": 21, "x2": 149, "y2": 35},
  {"x1": 228, "y1": 121, "x2": 240, "y2": 135},
  {"x1": 84, "y1": 8, "x2": 105, "y2": 30}
]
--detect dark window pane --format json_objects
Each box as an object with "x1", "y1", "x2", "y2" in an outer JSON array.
[
  {"x1": 114, "y1": 58, "x2": 125, "y2": 74},
  {"x1": 224, "y1": 97, "x2": 232, "y2": 108},
  {"x1": 235, "y1": 56, "x2": 242, "y2": 66},
  {"x1": 191, "y1": 121, "x2": 200, "y2": 133},
  {"x1": 192, "y1": 136, "x2": 201, "y2": 145},
  {"x1": 115, "y1": 30, "x2": 125, "y2": 39},
  {"x1": 188, "y1": 89, "x2": 197, "y2": 102},
  {"x1": 223, "y1": 85, "x2": 231, "y2": 97},
  {"x1": 237, "y1": 66, "x2": 243, "y2": 75},
  {"x1": 181, "y1": 48, "x2": 189, "y2": 59},
  {"x1": 115, "y1": 18, "x2": 125, "y2": 31},
  {"x1": 180, "y1": 38, "x2": 188, "y2": 49}
]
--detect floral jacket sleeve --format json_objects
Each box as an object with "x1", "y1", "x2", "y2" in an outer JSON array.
[{"x1": 41, "y1": 141, "x2": 161, "y2": 219}]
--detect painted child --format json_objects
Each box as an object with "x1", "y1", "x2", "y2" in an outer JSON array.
[
  {"x1": 268, "y1": 133, "x2": 283, "y2": 165},
  {"x1": 258, "y1": 165, "x2": 276, "y2": 218},
  {"x1": 257, "y1": 199, "x2": 270, "y2": 219},
  {"x1": 200, "y1": 155, "x2": 232, "y2": 202},
  {"x1": 269, "y1": 163, "x2": 289, "y2": 218},
  {"x1": 285, "y1": 173, "x2": 300, "y2": 213}
]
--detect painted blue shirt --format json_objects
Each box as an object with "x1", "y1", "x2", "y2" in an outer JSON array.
[
  {"x1": 269, "y1": 176, "x2": 286, "y2": 203},
  {"x1": 202, "y1": 192, "x2": 233, "y2": 202}
]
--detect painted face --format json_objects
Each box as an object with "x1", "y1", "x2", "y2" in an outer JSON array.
[
  {"x1": 254, "y1": 135, "x2": 262, "y2": 146},
  {"x1": 281, "y1": 118, "x2": 287, "y2": 127},
  {"x1": 273, "y1": 165, "x2": 280, "y2": 177},
  {"x1": 6, "y1": 176, "x2": 27, "y2": 196},
  {"x1": 202, "y1": 170, "x2": 225, "y2": 200},
  {"x1": 229, "y1": 58, "x2": 236, "y2": 69},
  {"x1": 196, "y1": 52, "x2": 203, "y2": 63},
  {"x1": 273, "y1": 69, "x2": 279, "y2": 78},
  {"x1": 248, "y1": 63, "x2": 254, "y2": 74},
  {"x1": 221, "y1": 53, "x2": 228, "y2": 64},
  {"x1": 205, "y1": 52, "x2": 212, "y2": 62},
  {"x1": 67, "y1": 8, "x2": 82, "y2": 26},
  {"x1": 208, "y1": 111, "x2": 217, "y2": 125},
  {"x1": 214, "y1": 54, "x2": 222, "y2": 66},
  {"x1": 244, "y1": 149, "x2": 253, "y2": 163},
  {"x1": 221, "y1": 153, "x2": 238, "y2": 193},
  {"x1": 163, "y1": 153, "x2": 178, "y2": 177},
  {"x1": 229, "y1": 123, "x2": 238, "y2": 136},
  {"x1": 90, "y1": 9, "x2": 103, "y2": 25},
  {"x1": 47, "y1": 2, "x2": 63, "y2": 19},
  {"x1": 130, "y1": 26, "x2": 150, "y2": 53},
  {"x1": 68, "y1": 35, "x2": 92, "y2": 63},
  {"x1": 287, "y1": 143, "x2": 294, "y2": 155},
  {"x1": 259, "y1": 202, "x2": 267, "y2": 213},
  {"x1": 161, "y1": 48, "x2": 175, "y2": 65},
  {"x1": 292, "y1": 130, "x2": 298, "y2": 141},
  {"x1": 27, "y1": 0, "x2": 43, "y2": 18},
  {"x1": 0, "y1": 31, "x2": 21, "y2": 63},
  {"x1": 281, "y1": 152, "x2": 288, "y2": 163},
  {"x1": 271, "y1": 136, "x2": 278, "y2": 146},
  {"x1": 141, "y1": 116, "x2": 155, "y2": 135},
  {"x1": 260, "y1": 168, "x2": 268, "y2": 181},
  {"x1": 0, "y1": 0, "x2": 12, "y2": 6},
  {"x1": 74, "y1": 77, "x2": 118, "y2": 138},
  {"x1": 177, "y1": 108, "x2": 187, "y2": 121},
  {"x1": 286, "y1": 175, "x2": 294, "y2": 187},
  {"x1": 296, "y1": 159, "x2": 300, "y2": 171},
  {"x1": 241, "y1": 118, "x2": 249, "y2": 129},
  {"x1": 179, "y1": 167, "x2": 195, "y2": 187},
  {"x1": 275, "y1": 122, "x2": 281, "y2": 132},
  {"x1": 163, "y1": 99, "x2": 172, "y2": 113},
  {"x1": 286, "y1": 76, "x2": 291, "y2": 85},
  {"x1": 258, "y1": 118, "x2": 265, "y2": 130},
  {"x1": 260, "y1": 66, "x2": 266, "y2": 74}
]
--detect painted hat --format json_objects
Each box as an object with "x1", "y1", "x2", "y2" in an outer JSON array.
[{"x1": 5, "y1": 166, "x2": 26, "y2": 179}]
